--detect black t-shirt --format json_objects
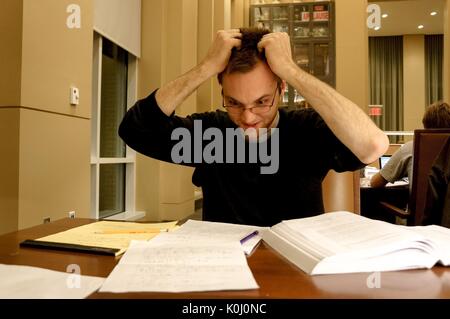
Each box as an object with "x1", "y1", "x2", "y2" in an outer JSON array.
[{"x1": 119, "y1": 90, "x2": 365, "y2": 226}]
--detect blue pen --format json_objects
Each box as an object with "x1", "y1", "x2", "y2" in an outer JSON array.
[{"x1": 240, "y1": 230, "x2": 259, "y2": 244}]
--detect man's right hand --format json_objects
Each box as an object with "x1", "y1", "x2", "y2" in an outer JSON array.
[
  {"x1": 155, "y1": 30, "x2": 241, "y2": 116},
  {"x1": 201, "y1": 29, "x2": 242, "y2": 76}
]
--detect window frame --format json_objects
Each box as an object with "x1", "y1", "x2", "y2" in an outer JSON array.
[{"x1": 91, "y1": 32, "x2": 142, "y2": 221}]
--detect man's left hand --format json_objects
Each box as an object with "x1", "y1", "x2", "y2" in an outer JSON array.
[{"x1": 257, "y1": 32, "x2": 296, "y2": 80}]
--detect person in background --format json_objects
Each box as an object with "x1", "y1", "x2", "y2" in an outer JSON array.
[{"x1": 370, "y1": 101, "x2": 450, "y2": 189}]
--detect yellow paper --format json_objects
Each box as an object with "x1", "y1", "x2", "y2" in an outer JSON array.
[{"x1": 36, "y1": 221, "x2": 179, "y2": 256}]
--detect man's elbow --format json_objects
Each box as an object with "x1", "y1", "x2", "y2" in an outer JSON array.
[
  {"x1": 370, "y1": 172, "x2": 388, "y2": 188},
  {"x1": 360, "y1": 133, "x2": 389, "y2": 165}
]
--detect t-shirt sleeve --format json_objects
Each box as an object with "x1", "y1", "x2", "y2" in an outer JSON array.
[
  {"x1": 118, "y1": 89, "x2": 219, "y2": 166},
  {"x1": 302, "y1": 110, "x2": 366, "y2": 173},
  {"x1": 379, "y1": 142, "x2": 413, "y2": 183}
]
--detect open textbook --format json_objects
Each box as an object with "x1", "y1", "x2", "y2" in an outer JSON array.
[{"x1": 263, "y1": 211, "x2": 450, "y2": 275}]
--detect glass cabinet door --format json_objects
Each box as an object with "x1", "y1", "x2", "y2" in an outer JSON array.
[
  {"x1": 250, "y1": 1, "x2": 335, "y2": 107},
  {"x1": 312, "y1": 43, "x2": 330, "y2": 78},
  {"x1": 272, "y1": 6, "x2": 289, "y2": 21},
  {"x1": 311, "y1": 3, "x2": 330, "y2": 39},
  {"x1": 252, "y1": 6, "x2": 271, "y2": 30},
  {"x1": 293, "y1": 43, "x2": 310, "y2": 72}
]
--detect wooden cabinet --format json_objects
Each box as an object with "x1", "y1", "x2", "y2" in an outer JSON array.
[{"x1": 250, "y1": 1, "x2": 335, "y2": 107}]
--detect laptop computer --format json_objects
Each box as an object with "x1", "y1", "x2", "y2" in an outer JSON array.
[{"x1": 379, "y1": 155, "x2": 391, "y2": 169}]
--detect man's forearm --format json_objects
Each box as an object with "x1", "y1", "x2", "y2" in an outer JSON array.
[
  {"x1": 155, "y1": 62, "x2": 215, "y2": 116},
  {"x1": 370, "y1": 172, "x2": 388, "y2": 188},
  {"x1": 284, "y1": 64, "x2": 388, "y2": 164}
]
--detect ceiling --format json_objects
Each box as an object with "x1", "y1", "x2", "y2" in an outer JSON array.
[{"x1": 368, "y1": 0, "x2": 445, "y2": 36}]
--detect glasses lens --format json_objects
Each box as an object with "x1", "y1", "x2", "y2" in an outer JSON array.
[
  {"x1": 252, "y1": 106, "x2": 271, "y2": 114},
  {"x1": 225, "y1": 106, "x2": 241, "y2": 114}
]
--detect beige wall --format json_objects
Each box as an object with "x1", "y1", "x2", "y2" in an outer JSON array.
[
  {"x1": 0, "y1": 0, "x2": 22, "y2": 107},
  {"x1": 21, "y1": 0, "x2": 92, "y2": 118},
  {"x1": 135, "y1": 0, "x2": 165, "y2": 221},
  {"x1": 403, "y1": 35, "x2": 426, "y2": 131},
  {"x1": 0, "y1": 0, "x2": 22, "y2": 234},
  {"x1": 0, "y1": 109, "x2": 20, "y2": 234},
  {"x1": 0, "y1": 0, "x2": 93, "y2": 234},
  {"x1": 138, "y1": 0, "x2": 201, "y2": 221},
  {"x1": 18, "y1": 109, "x2": 90, "y2": 229},
  {"x1": 197, "y1": 0, "x2": 234, "y2": 114},
  {"x1": 335, "y1": 0, "x2": 369, "y2": 112},
  {"x1": 322, "y1": 0, "x2": 369, "y2": 213},
  {"x1": 444, "y1": 0, "x2": 450, "y2": 102},
  {"x1": 159, "y1": 0, "x2": 197, "y2": 220},
  {"x1": 197, "y1": 0, "x2": 215, "y2": 114}
]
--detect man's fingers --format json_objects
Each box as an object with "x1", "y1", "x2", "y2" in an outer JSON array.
[
  {"x1": 257, "y1": 38, "x2": 269, "y2": 52},
  {"x1": 230, "y1": 38, "x2": 241, "y2": 47},
  {"x1": 218, "y1": 29, "x2": 242, "y2": 38}
]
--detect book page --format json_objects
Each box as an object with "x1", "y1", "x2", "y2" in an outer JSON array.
[
  {"x1": 275, "y1": 212, "x2": 431, "y2": 259},
  {"x1": 410, "y1": 225, "x2": 450, "y2": 265},
  {"x1": 0, "y1": 264, "x2": 104, "y2": 299},
  {"x1": 100, "y1": 240, "x2": 259, "y2": 293},
  {"x1": 36, "y1": 221, "x2": 179, "y2": 256}
]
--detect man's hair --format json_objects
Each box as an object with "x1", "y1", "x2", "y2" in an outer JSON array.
[
  {"x1": 217, "y1": 27, "x2": 281, "y2": 86},
  {"x1": 422, "y1": 101, "x2": 450, "y2": 129}
]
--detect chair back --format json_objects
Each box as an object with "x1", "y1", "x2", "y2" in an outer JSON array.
[
  {"x1": 322, "y1": 170, "x2": 360, "y2": 213},
  {"x1": 410, "y1": 129, "x2": 450, "y2": 225}
]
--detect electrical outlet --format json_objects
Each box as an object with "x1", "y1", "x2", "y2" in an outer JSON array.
[
  {"x1": 43, "y1": 217, "x2": 51, "y2": 224},
  {"x1": 68, "y1": 211, "x2": 76, "y2": 219},
  {"x1": 70, "y1": 87, "x2": 79, "y2": 106}
]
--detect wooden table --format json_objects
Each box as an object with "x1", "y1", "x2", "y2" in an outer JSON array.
[{"x1": 1, "y1": 218, "x2": 450, "y2": 299}]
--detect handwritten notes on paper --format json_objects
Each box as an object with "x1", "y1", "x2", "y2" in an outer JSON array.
[
  {"x1": 167, "y1": 219, "x2": 268, "y2": 255},
  {"x1": 99, "y1": 239, "x2": 259, "y2": 293},
  {"x1": 36, "y1": 220, "x2": 179, "y2": 256},
  {"x1": 98, "y1": 219, "x2": 266, "y2": 293}
]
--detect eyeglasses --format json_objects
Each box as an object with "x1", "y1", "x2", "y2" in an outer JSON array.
[{"x1": 223, "y1": 84, "x2": 279, "y2": 115}]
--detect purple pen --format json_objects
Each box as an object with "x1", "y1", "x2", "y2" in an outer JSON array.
[{"x1": 240, "y1": 230, "x2": 259, "y2": 244}]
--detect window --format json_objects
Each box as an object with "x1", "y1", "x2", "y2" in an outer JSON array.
[{"x1": 91, "y1": 33, "x2": 141, "y2": 220}]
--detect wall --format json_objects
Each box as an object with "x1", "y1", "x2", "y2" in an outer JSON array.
[
  {"x1": 322, "y1": 0, "x2": 369, "y2": 213},
  {"x1": 197, "y1": 0, "x2": 215, "y2": 114},
  {"x1": 403, "y1": 35, "x2": 426, "y2": 131},
  {"x1": 444, "y1": 0, "x2": 450, "y2": 102},
  {"x1": 0, "y1": 0, "x2": 93, "y2": 233},
  {"x1": 138, "y1": 0, "x2": 201, "y2": 221},
  {"x1": 18, "y1": 109, "x2": 90, "y2": 229},
  {"x1": 135, "y1": 0, "x2": 164, "y2": 221},
  {"x1": 0, "y1": 109, "x2": 20, "y2": 234},
  {"x1": 0, "y1": 0, "x2": 22, "y2": 107},
  {"x1": 21, "y1": 0, "x2": 92, "y2": 119},
  {"x1": 0, "y1": 0, "x2": 22, "y2": 234}
]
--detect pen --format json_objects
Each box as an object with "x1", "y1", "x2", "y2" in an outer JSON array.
[
  {"x1": 95, "y1": 229, "x2": 169, "y2": 234},
  {"x1": 240, "y1": 230, "x2": 259, "y2": 244}
]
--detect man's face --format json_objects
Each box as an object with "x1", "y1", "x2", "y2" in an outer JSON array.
[{"x1": 222, "y1": 61, "x2": 284, "y2": 136}]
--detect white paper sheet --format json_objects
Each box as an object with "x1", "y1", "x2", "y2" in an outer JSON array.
[
  {"x1": 0, "y1": 264, "x2": 105, "y2": 299},
  {"x1": 99, "y1": 240, "x2": 259, "y2": 293},
  {"x1": 171, "y1": 219, "x2": 267, "y2": 255}
]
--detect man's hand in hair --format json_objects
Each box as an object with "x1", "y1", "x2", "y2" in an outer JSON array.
[
  {"x1": 201, "y1": 29, "x2": 242, "y2": 76},
  {"x1": 257, "y1": 32, "x2": 296, "y2": 81}
]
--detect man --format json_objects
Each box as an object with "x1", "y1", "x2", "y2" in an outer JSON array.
[
  {"x1": 119, "y1": 28, "x2": 388, "y2": 226},
  {"x1": 370, "y1": 101, "x2": 450, "y2": 189}
]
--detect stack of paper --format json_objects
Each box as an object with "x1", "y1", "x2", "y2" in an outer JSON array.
[{"x1": 32, "y1": 220, "x2": 179, "y2": 256}]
